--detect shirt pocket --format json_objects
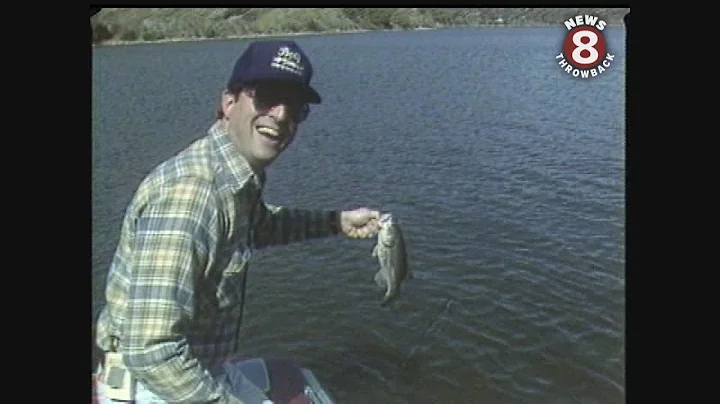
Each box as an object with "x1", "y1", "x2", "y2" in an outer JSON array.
[
  {"x1": 194, "y1": 247, "x2": 250, "y2": 334},
  {"x1": 216, "y1": 247, "x2": 250, "y2": 311}
]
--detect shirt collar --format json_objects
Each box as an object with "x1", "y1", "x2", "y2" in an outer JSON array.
[{"x1": 209, "y1": 120, "x2": 264, "y2": 194}]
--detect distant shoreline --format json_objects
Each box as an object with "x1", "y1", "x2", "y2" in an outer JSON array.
[
  {"x1": 93, "y1": 28, "x2": 373, "y2": 47},
  {"x1": 92, "y1": 23, "x2": 625, "y2": 48}
]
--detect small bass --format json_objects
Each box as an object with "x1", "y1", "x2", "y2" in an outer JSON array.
[{"x1": 372, "y1": 213, "x2": 412, "y2": 306}]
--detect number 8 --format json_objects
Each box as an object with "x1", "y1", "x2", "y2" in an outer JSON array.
[{"x1": 572, "y1": 30, "x2": 599, "y2": 65}]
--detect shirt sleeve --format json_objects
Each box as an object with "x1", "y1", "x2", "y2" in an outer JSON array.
[
  {"x1": 121, "y1": 177, "x2": 243, "y2": 404},
  {"x1": 252, "y1": 199, "x2": 340, "y2": 249}
]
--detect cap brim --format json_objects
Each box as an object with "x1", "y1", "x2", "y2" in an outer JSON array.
[{"x1": 303, "y1": 86, "x2": 322, "y2": 104}]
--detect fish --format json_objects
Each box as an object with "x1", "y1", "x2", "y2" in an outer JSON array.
[{"x1": 371, "y1": 213, "x2": 412, "y2": 306}]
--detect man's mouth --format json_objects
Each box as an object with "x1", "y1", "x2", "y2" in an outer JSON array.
[
  {"x1": 256, "y1": 125, "x2": 282, "y2": 141},
  {"x1": 255, "y1": 125, "x2": 284, "y2": 147}
]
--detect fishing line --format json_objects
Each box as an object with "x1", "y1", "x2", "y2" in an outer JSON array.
[{"x1": 400, "y1": 297, "x2": 455, "y2": 369}]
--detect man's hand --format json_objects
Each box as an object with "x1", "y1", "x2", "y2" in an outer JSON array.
[{"x1": 340, "y1": 208, "x2": 381, "y2": 239}]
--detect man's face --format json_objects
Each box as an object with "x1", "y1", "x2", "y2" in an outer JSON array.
[{"x1": 222, "y1": 81, "x2": 310, "y2": 171}]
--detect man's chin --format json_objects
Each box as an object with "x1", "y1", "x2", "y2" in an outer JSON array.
[
  {"x1": 248, "y1": 130, "x2": 291, "y2": 168},
  {"x1": 249, "y1": 146, "x2": 281, "y2": 168}
]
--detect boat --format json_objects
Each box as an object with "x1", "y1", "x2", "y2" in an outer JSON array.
[{"x1": 92, "y1": 356, "x2": 336, "y2": 404}]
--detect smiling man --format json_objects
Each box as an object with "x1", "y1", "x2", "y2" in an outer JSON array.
[{"x1": 94, "y1": 40, "x2": 381, "y2": 403}]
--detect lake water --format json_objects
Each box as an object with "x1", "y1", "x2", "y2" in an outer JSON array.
[{"x1": 92, "y1": 26, "x2": 626, "y2": 403}]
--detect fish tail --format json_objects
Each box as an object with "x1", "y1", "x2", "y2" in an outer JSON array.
[
  {"x1": 380, "y1": 295, "x2": 395, "y2": 307},
  {"x1": 380, "y1": 287, "x2": 398, "y2": 307}
]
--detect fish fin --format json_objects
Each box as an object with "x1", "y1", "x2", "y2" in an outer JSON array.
[
  {"x1": 371, "y1": 244, "x2": 378, "y2": 257},
  {"x1": 374, "y1": 270, "x2": 387, "y2": 288}
]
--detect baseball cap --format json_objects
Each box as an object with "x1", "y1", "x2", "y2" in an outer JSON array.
[{"x1": 227, "y1": 40, "x2": 322, "y2": 104}]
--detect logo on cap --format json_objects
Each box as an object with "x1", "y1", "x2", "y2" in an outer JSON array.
[{"x1": 271, "y1": 46, "x2": 305, "y2": 77}]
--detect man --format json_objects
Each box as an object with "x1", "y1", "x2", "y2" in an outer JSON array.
[{"x1": 94, "y1": 39, "x2": 381, "y2": 403}]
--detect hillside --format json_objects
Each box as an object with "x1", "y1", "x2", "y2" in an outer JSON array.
[{"x1": 91, "y1": 8, "x2": 629, "y2": 45}]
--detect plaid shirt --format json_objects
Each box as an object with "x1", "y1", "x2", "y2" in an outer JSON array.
[{"x1": 95, "y1": 121, "x2": 339, "y2": 403}]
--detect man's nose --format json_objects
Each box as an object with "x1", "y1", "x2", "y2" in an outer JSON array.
[{"x1": 266, "y1": 103, "x2": 289, "y2": 121}]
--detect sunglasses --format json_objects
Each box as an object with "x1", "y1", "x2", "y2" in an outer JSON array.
[{"x1": 243, "y1": 82, "x2": 311, "y2": 123}]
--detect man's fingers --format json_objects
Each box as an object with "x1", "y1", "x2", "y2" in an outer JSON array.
[
  {"x1": 368, "y1": 221, "x2": 380, "y2": 234},
  {"x1": 346, "y1": 226, "x2": 376, "y2": 239},
  {"x1": 342, "y1": 208, "x2": 382, "y2": 239},
  {"x1": 346, "y1": 227, "x2": 360, "y2": 238}
]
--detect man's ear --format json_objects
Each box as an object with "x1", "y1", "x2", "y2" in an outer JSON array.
[{"x1": 221, "y1": 90, "x2": 237, "y2": 119}]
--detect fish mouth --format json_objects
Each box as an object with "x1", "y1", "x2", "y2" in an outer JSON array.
[{"x1": 378, "y1": 213, "x2": 394, "y2": 227}]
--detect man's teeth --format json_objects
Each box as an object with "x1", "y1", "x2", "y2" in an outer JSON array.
[{"x1": 256, "y1": 127, "x2": 280, "y2": 138}]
